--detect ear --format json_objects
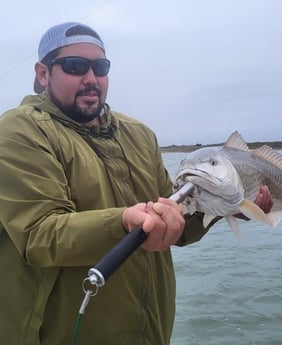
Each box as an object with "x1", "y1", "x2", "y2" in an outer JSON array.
[{"x1": 34, "y1": 62, "x2": 48, "y2": 90}]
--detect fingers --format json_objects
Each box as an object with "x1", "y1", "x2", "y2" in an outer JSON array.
[
  {"x1": 122, "y1": 198, "x2": 185, "y2": 252},
  {"x1": 156, "y1": 197, "x2": 184, "y2": 215},
  {"x1": 121, "y1": 203, "x2": 147, "y2": 232},
  {"x1": 142, "y1": 200, "x2": 185, "y2": 252},
  {"x1": 235, "y1": 185, "x2": 274, "y2": 220},
  {"x1": 255, "y1": 186, "x2": 273, "y2": 214}
]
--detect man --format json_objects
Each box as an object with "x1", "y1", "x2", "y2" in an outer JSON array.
[{"x1": 0, "y1": 22, "x2": 272, "y2": 345}]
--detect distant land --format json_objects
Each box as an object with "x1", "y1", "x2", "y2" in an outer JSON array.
[{"x1": 160, "y1": 141, "x2": 282, "y2": 153}]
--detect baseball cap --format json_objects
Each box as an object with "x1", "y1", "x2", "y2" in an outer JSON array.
[{"x1": 34, "y1": 22, "x2": 105, "y2": 93}]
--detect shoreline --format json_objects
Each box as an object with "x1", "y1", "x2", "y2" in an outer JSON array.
[{"x1": 160, "y1": 141, "x2": 282, "y2": 153}]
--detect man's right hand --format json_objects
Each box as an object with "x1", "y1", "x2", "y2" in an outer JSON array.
[{"x1": 122, "y1": 198, "x2": 185, "y2": 252}]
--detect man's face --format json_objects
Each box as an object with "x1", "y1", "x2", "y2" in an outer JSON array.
[{"x1": 44, "y1": 43, "x2": 109, "y2": 123}]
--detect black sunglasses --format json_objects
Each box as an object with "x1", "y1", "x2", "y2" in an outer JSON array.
[{"x1": 47, "y1": 56, "x2": 111, "y2": 77}]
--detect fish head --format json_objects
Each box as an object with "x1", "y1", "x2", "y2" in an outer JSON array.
[{"x1": 174, "y1": 147, "x2": 245, "y2": 216}]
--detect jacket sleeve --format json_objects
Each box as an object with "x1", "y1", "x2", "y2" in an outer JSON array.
[
  {"x1": 0, "y1": 110, "x2": 127, "y2": 268},
  {"x1": 176, "y1": 213, "x2": 221, "y2": 246}
]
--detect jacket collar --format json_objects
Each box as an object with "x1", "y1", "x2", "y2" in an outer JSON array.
[{"x1": 20, "y1": 93, "x2": 117, "y2": 138}]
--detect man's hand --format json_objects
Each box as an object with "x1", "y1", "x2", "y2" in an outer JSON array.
[
  {"x1": 235, "y1": 185, "x2": 273, "y2": 220},
  {"x1": 254, "y1": 185, "x2": 273, "y2": 214},
  {"x1": 122, "y1": 198, "x2": 185, "y2": 252}
]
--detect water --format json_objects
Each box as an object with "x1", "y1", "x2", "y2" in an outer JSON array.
[{"x1": 162, "y1": 152, "x2": 282, "y2": 345}]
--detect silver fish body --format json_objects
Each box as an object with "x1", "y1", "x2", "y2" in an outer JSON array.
[
  {"x1": 174, "y1": 131, "x2": 282, "y2": 234},
  {"x1": 223, "y1": 147, "x2": 282, "y2": 208}
]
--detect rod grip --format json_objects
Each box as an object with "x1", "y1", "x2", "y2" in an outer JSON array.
[{"x1": 89, "y1": 227, "x2": 148, "y2": 285}]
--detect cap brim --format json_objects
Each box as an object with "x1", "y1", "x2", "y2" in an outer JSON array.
[{"x1": 34, "y1": 78, "x2": 45, "y2": 93}]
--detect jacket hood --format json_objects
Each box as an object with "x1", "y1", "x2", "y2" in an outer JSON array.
[{"x1": 20, "y1": 94, "x2": 117, "y2": 138}]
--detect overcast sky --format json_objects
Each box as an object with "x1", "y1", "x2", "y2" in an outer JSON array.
[{"x1": 1, "y1": 0, "x2": 281, "y2": 146}]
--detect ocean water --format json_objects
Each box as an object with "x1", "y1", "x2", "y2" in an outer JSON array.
[{"x1": 162, "y1": 152, "x2": 282, "y2": 345}]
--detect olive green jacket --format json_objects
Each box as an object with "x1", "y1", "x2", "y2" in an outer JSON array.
[{"x1": 0, "y1": 94, "x2": 209, "y2": 345}]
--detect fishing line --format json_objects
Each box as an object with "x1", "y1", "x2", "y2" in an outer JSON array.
[
  {"x1": 0, "y1": 0, "x2": 114, "y2": 82},
  {"x1": 71, "y1": 281, "x2": 99, "y2": 345},
  {"x1": 80, "y1": 0, "x2": 114, "y2": 22}
]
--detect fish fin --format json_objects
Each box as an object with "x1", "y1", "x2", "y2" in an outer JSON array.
[
  {"x1": 238, "y1": 198, "x2": 274, "y2": 227},
  {"x1": 181, "y1": 203, "x2": 197, "y2": 216},
  {"x1": 225, "y1": 216, "x2": 242, "y2": 239},
  {"x1": 224, "y1": 131, "x2": 249, "y2": 151},
  {"x1": 224, "y1": 131, "x2": 282, "y2": 170},
  {"x1": 252, "y1": 145, "x2": 282, "y2": 170},
  {"x1": 203, "y1": 213, "x2": 217, "y2": 228},
  {"x1": 266, "y1": 211, "x2": 282, "y2": 228}
]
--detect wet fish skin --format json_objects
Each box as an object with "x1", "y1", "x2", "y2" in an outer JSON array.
[{"x1": 174, "y1": 131, "x2": 282, "y2": 236}]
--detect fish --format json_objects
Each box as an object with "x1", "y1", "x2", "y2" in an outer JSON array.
[{"x1": 174, "y1": 131, "x2": 282, "y2": 238}]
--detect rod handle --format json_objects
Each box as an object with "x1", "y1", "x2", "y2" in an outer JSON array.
[{"x1": 88, "y1": 227, "x2": 147, "y2": 286}]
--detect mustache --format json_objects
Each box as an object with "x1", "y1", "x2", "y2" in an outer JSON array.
[{"x1": 76, "y1": 85, "x2": 101, "y2": 97}]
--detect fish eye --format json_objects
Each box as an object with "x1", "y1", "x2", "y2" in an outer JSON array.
[{"x1": 209, "y1": 158, "x2": 217, "y2": 166}]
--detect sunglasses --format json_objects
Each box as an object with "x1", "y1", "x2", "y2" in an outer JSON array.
[{"x1": 47, "y1": 56, "x2": 111, "y2": 77}]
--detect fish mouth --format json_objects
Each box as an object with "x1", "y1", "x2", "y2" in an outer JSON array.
[
  {"x1": 175, "y1": 168, "x2": 221, "y2": 187},
  {"x1": 174, "y1": 168, "x2": 223, "y2": 201}
]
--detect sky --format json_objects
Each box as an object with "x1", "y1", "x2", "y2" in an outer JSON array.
[{"x1": 1, "y1": 0, "x2": 281, "y2": 146}]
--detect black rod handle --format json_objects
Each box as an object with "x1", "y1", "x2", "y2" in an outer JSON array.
[{"x1": 88, "y1": 227, "x2": 147, "y2": 286}]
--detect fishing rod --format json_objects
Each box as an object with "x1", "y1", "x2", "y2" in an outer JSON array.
[
  {"x1": 88, "y1": 181, "x2": 194, "y2": 287},
  {"x1": 72, "y1": 181, "x2": 194, "y2": 345}
]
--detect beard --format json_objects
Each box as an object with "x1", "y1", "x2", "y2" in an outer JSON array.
[{"x1": 48, "y1": 85, "x2": 103, "y2": 123}]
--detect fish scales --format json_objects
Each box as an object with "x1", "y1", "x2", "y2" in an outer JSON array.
[{"x1": 223, "y1": 148, "x2": 282, "y2": 205}]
